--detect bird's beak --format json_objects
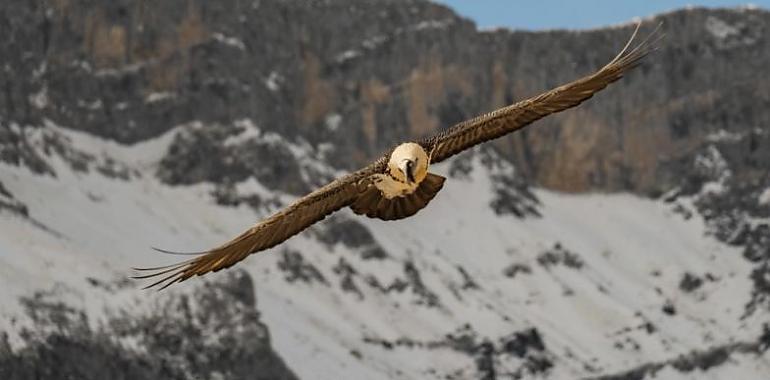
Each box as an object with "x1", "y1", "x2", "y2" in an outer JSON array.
[{"x1": 399, "y1": 160, "x2": 415, "y2": 184}]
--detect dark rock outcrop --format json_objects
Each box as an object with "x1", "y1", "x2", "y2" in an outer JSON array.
[
  {"x1": 315, "y1": 215, "x2": 389, "y2": 260},
  {"x1": 277, "y1": 248, "x2": 329, "y2": 285},
  {"x1": 0, "y1": 270, "x2": 297, "y2": 380},
  {"x1": 0, "y1": 180, "x2": 28, "y2": 217},
  {"x1": 585, "y1": 327, "x2": 770, "y2": 380},
  {"x1": 537, "y1": 243, "x2": 584, "y2": 270},
  {"x1": 363, "y1": 324, "x2": 554, "y2": 380}
]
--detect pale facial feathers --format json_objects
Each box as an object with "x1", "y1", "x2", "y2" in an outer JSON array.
[
  {"x1": 388, "y1": 142, "x2": 429, "y2": 184},
  {"x1": 397, "y1": 159, "x2": 414, "y2": 183}
]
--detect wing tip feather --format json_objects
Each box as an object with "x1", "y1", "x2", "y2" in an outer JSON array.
[
  {"x1": 151, "y1": 246, "x2": 208, "y2": 256},
  {"x1": 605, "y1": 20, "x2": 664, "y2": 73}
]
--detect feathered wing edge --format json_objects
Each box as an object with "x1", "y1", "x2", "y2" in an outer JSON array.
[
  {"x1": 132, "y1": 166, "x2": 382, "y2": 290},
  {"x1": 423, "y1": 21, "x2": 664, "y2": 164},
  {"x1": 350, "y1": 173, "x2": 446, "y2": 221}
]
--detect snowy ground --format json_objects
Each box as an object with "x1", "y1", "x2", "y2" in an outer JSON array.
[{"x1": 0, "y1": 124, "x2": 768, "y2": 379}]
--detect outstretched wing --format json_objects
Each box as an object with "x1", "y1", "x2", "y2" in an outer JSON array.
[
  {"x1": 422, "y1": 22, "x2": 661, "y2": 164},
  {"x1": 134, "y1": 161, "x2": 385, "y2": 290}
]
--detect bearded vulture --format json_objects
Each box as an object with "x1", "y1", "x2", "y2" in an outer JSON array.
[{"x1": 135, "y1": 23, "x2": 660, "y2": 289}]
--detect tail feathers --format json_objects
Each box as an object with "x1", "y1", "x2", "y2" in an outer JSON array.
[{"x1": 351, "y1": 173, "x2": 445, "y2": 221}]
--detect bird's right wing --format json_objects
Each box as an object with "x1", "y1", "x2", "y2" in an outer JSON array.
[
  {"x1": 423, "y1": 22, "x2": 662, "y2": 164},
  {"x1": 133, "y1": 160, "x2": 385, "y2": 290}
]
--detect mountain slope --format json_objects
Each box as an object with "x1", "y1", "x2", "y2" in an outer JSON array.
[{"x1": 0, "y1": 122, "x2": 767, "y2": 379}]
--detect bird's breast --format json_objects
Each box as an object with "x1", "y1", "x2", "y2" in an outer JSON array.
[{"x1": 373, "y1": 173, "x2": 420, "y2": 199}]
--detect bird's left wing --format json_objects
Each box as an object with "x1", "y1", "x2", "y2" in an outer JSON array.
[
  {"x1": 422, "y1": 23, "x2": 661, "y2": 164},
  {"x1": 133, "y1": 162, "x2": 383, "y2": 290}
]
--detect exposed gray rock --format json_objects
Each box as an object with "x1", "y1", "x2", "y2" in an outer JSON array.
[
  {"x1": 277, "y1": 248, "x2": 329, "y2": 285},
  {"x1": 361, "y1": 260, "x2": 441, "y2": 307},
  {"x1": 157, "y1": 123, "x2": 309, "y2": 195},
  {"x1": 0, "y1": 271, "x2": 297, "y2": 380},
  {"x1": 500, "y1": 328, "x2": 546, "y2": 358},
  {"x1": 456, "y1": 265, "x2": 480, "y2": 290},
  {"x1": 0, "y1": 124, "x2": 54, "y2": 176},
  {"x1": 479, "y1": 148, "x2": 541, "y2": 219},
  {"x1": 662, "y1": 300, "x2": 677, "y2": 316},
  {"x1": 0, "y1": 180, "x2": 28, "y2": 217},
  {"x1": 537, "y1": 243, "x2": 584, "y2": 270},
  {"x1": 446, "y1": 147, "x2": 541, "y2": 218},
  {"x1": 658, "y1": 133, "x2": 770, "y2": 316},
  {"x1": 584, "y1": 326, "x2": 770, "y2": 380},
  {"x1": 404, "y1": 260, "x2": 441, "y2": 307},
  {"x1": 679, "y1": 272, "x2": 704, "y2": 292},
  {"x1": 315, "y1": 215, "x2": 389, "y2": 260},
  {"x1": 333, "y1": 257, "x2": 364, "y2": 299},
  {"x1": 363, "y1": 324, "x2": 553, "y2": 380},
  {"x1": 503, "y1": 263, "x2": 532, "y2": 279}
]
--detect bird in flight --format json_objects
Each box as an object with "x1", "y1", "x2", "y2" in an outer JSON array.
[{"x1": 135, "y1": 23, "x2": 661, "y2": 290}]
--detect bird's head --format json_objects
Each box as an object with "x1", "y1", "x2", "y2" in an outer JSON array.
[{"x1": 389, "y1": 142, "x2": 429, "y2": 184}]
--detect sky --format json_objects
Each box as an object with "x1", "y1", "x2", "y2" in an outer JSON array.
[{"x1": 435, "y1": 1, "x2": 768, "y2": 30}]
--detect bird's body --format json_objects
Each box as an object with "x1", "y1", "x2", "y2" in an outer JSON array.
[
  {"x1": 351, "y1": 142, "x2": 444, "y2": 221},
  {"x1": 135, "y1": 23, "x2": 662, "y2": 290},
  {"x1": 373, "y1": 142, "x2": 430, "y2": 199}
]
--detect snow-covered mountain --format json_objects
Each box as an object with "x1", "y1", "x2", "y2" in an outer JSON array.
[
  {"x1": 1, "y1": 120, "x2": 768, "y2": 379},
  {"x1": 1, "y1": 1, "x2": 769, "y2": 379}
]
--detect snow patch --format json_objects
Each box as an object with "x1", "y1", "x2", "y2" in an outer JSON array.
[
  {"x1": 233, "y1": 177, "x2": 284, "y2": 206},
  {"x1": 94, "y1": 62, "x2": 145, "y2": 77},
  {"x1": 758, "y1": 188, "x2": 770, "y2": 206},
  {"x1": 362, "y1": 35, "x2": 388, "y2": 49},
  {"x1": 265, "y1": 71, "x2": 283, "y2": 91},
  {"x1": 705, "y1": 16, "x2": 740, "y2": 40},
  {"x1": 325, "y1": 113, "x2": 342, "y2": 132},
  {"x1": 224, "y1": 119, "x2": 263, "y2": 146},
  {"x1": 145, "y1": 92, "x2": 175, "y2": 103},
  {"x1": 317, "y1": 142, "x2": 335, "y2": 161},
  {"x1": 412, "y1": 19, "x2": 453, "y2": 31},
  {"x1": 77, "y1": 98, "x2": 103, "y2": 110},
  {"x1": 706, "y1": 129, "x2": 743, "y2": 143},
  {"x1": 701, "y1": 181, "x2": 727, "y2": 196},
  {"x1": 337, "y1": 18, "x2": 453, "y2": 62},
  {"x1": 335, "y1": 49, "x2": 362, "y2": 63},
  {"x1": 695, "y1": 145, "x2": 732, "y2": 196},
  {"x1": 32, "y1": 62, "x2": 47, "y2": 79},
  {"x1": 29, "y1": 86, "x2": 49, "y2": 109},
  {"x1": 41, "y1": 119, "x2": 185, "y2": 171},
  {"x1": 212, "y1": 32, "x2": 246, "y2": 50}
]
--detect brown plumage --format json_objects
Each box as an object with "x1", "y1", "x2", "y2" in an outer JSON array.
[
  {"x1": 134, "y1": 22, "x2": 661, "y2": 290},
  {"x1": 350, "y1": 173, "x2": 446, "y2": 220}
]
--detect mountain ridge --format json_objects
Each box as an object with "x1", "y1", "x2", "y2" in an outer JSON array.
[{"x1": 0, "y1": 1, "x2": 769, "y2": 379}]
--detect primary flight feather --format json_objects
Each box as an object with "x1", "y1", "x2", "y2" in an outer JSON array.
[{"x1": 135, "y1": 23, "x2": 661, "y2": 290}]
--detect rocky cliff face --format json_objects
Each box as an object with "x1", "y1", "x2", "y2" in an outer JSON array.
[{"x1": 3, "y1": 1, "x2": 768, "y2": 194}]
